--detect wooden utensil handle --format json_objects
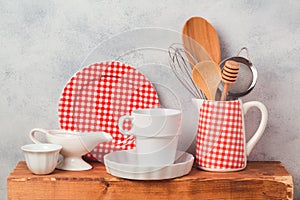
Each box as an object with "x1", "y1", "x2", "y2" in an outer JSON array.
[{"x1": 221, "y1": 83, "x2": 229, "y2": 101}]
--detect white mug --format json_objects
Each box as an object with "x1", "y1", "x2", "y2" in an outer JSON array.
[
  {"x1": 134, "y1": 135, "x2": 179, "y2": 166},
  {"x1": 118, "y1": 108, "x2": 182, "y2": 137},
  {"x1": 21, "y1": 143, "x2": 62, "y2": 175},
  {"x1": 118, "y1": 108, "x2": 182, "y2": 166}
]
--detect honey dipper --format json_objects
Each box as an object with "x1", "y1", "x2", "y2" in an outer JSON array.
[{"x1": 220, "y1": 60, "x2": 240, "y2": 101}]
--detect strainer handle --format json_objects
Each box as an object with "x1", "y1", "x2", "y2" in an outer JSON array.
[{"x1": 237, "y1": 47, "x2": 251, "y2": 60}]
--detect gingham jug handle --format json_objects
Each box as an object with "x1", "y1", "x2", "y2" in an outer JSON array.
[{"x1": 243, "y1": 101, "x2": 268, "y2": 156}]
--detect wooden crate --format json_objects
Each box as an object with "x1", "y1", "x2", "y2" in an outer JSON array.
[{"x1": 7, "y1": 161, "x2": 293, "y2": 200}]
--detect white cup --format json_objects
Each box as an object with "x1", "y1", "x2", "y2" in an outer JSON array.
[
  {"x1": 135, "y1": 135, "x2": 179, "y2": 166},
  {"x1": 118, "y1": 108, "x2": 182, "y2": 137},
  {"x1": 118, "y1": 108, "x2": 182, "y2": 166},
  {"x1": 21, "y1": 143, "x2": 62, "y2": 175}
]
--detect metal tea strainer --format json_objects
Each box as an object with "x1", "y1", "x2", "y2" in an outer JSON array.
[{"x1": 218, "y1": 47, "x2": 258, "y2": 100}]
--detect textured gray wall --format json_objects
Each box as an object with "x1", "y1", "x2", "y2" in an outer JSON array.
[{"x1": 1, "y1": 0, "x2": 300, "y2": 199}]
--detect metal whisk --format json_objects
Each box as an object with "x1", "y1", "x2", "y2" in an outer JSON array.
[{"x1": 168, "y1": 43, "x2": 206, "y2": 99}]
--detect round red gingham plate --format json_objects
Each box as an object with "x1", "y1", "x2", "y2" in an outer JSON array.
[{"x1": 58, "y1": 61, "x2": 160, "y2": 162}]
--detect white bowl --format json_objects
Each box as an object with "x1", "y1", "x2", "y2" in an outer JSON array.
[
  {"x1": 21, "y1": 143, "x2": 62, "y2": 175},
  {"x1": 104, "y1": 150, "x2": 194, "y2": 180}
]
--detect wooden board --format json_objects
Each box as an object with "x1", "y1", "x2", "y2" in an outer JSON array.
[{"x1": 7, "y1": 161, "x2": 293, "y2": 200}]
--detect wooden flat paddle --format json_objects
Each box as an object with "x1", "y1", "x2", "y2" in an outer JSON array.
[{"x1": 182, "y1": 16, "x2": 221, "y2": 65}]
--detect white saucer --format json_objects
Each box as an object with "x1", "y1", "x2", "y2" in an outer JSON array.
[{"x1": 104, "y1": 150, "x2": 194, "y2": 180}]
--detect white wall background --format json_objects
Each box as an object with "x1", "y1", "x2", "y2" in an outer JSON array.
[{"x1": 1, "y1": 0, "x2": 300, "y2": 199}]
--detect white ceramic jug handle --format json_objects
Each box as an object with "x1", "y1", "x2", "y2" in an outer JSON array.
[
  {"x1": 29, "y1": 128, "x2": 49, "y2": 144},
  {"x1": 118, "y1": 115, "x2": 134, "y2": 135},
  {"x1": 243, "y1": 101, "x2": 268, "y2": 156}
]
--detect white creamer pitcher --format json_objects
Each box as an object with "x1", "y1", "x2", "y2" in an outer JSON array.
[{"x1": 30, "y1": 128, "x2": 112, "y2": 171}]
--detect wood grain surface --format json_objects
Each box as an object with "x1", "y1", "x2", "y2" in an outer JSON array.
[{"x1": 7, "y1": 161, "x2": 293, "y2": 200}]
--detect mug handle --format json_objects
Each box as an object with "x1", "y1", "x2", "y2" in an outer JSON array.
[
  {"x1": 118, "y1": 115, "x2": 134, "y2": 135},
  {"x1": 29, "y1": 128, "x2": 49, "y2": 144},
  {"x1": 243, "y1": 101, "x2": 268, "y2": 156}
]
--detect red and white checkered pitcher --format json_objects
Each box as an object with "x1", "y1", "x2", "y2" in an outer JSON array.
[{"x1": 193, "y1": 99, "x2": 268, "y2": 172}]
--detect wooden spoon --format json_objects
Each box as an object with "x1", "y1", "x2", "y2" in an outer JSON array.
[
  {"x1": 192, "y1": 60, "x2": 222, "y2": 100},
  {"x1": 182, "y1": 16, "x2": 221, "y2": 65}
]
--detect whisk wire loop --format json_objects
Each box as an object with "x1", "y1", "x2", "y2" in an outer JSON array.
[{"x1": 168, "y1": 43, "x2": 206, "y2": 99}]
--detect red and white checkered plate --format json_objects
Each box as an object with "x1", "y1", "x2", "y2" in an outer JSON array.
[{"x1": 58, "y1": 61, "x2": 160, "y2": 162}]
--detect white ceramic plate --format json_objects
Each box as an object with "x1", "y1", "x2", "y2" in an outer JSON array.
[{"x1": 104, "y1": 150, "x2": 194, "y2": 180}]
